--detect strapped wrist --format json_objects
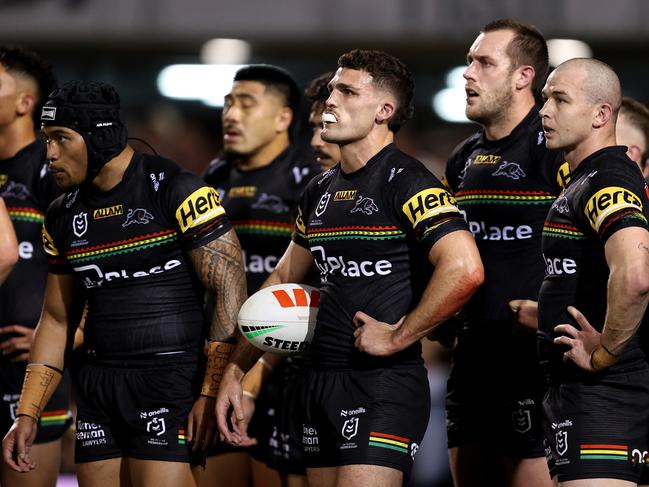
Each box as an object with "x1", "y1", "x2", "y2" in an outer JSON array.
[
  {"x1": 590, "y1": 344, "x2": 618, "y2": 372},
  {"x1": 201, "y1": 341, "x2": 235, "y2": 398},
  {"x1": 16, "y1": 364, "x2": 63, "y2": 422}
]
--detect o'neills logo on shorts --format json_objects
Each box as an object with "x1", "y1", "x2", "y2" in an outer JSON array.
[
  {"x1": 93, "y1": 204, "x2": 123, "y2": 220},
  {"x1": 584, "y1": 186, "x2": 643, "y2": 232},
  {"x1": 402, "y1": 188, "x2": 459, "y2": 228},
  {"x1": 176, "y1": 186, "x2": 225, "y2": 233}
]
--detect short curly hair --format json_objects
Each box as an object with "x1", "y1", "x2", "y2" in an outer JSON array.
[
  {"x1": 305, "y1": 71, "x2": 334, "y2": 106},
  {"x1": 0, "y1": 45, "x2": 57, "y2": 124},
  {"x1": 337, "y1": 49, "x2": 414, "y2": 133}
]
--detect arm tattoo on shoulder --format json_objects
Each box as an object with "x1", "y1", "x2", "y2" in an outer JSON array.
[{"x1": 188, "y1": 229, "x2": 247, "y2": 341}]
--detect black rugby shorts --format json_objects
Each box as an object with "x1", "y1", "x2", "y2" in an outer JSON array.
[
  {"x1": 446, "y1": 322, "x2": 546, "y2": 458},
  {"x1": 299, "y1": 364, "x2": 429, "y2": 475},
  {"x1": 542, "y1": 359, "x2": 649, "y2": 482},
  {"x1": 73, "y1": 353, "x2": 203, "y2": 464},
  {"x1": 249, "y1": 360, "x2": 305, "y2": 475}
]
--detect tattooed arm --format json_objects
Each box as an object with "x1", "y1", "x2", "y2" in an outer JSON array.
[
  {"x1": 188, "y1": 228, "x2": 247, "y2": 341},
  {"x1": 185, "y1": 228, "x2": 247, "y2": 449},
  {"x1": 555, "y1": 226, "x2": 649, "y2": 370}
]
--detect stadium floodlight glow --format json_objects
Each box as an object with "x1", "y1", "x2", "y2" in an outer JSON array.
[
  {"x1": 432, "y1": 66, "x2": 470, "y2": 123},
  {"x1": 157, "y1": 64, "x2": 244, "y2": 107},
  {"x1": 201, "y1": 38, "x2": 251, "y2": 65},
  {"x1": 547, "y1": 39, "x2": 592, "y2": 67}
]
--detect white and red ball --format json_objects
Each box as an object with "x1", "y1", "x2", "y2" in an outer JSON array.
[{"x1": 238, "y1": 283, "x2": 319, "y2": 354}]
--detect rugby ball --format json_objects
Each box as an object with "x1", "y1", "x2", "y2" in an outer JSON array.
[{"x1": 238, "y1": 283, "x2": 319, "y2": 354}]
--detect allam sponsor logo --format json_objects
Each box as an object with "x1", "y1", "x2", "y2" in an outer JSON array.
[
  {"x1": 473, "y1": 154, "x2": 501, "y2": 164},
  {"x1": 93, "y1": 205, "x2": 123, "y2": 220},
  {"x1": 334, "y1": 190, "x2": 357, "y2": 201}
]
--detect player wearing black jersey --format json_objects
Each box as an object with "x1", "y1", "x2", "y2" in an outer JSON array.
[
  {"x1": 616, "y1": 97, "x2": 649, "y2": 181},
  {"x1": 0, "y1": 197, "x2": 18, "y2": 284},
  {"x1": 217, "y1": 49, "x2": 483, "y2": 487},
  {"x1": 216, "y1": 71, "x2": 343, "y2": 487},
  {"x1": 1, "y1": 81, "x2": 246, "y2": 487},
  {"x1": 538, "y1": 59, "x2": 649, "y2": 486},
  {"x1": 306, "y1": 72, "x2": 341, "y2": 172},
  {"x1": 0, "y1": 46, "x2": 70, "y2": 487},
  {"x1": 444, "y1": 20, "x2": 566, "y2": 487},
  {"x1": 203, "y1": 64, "x2": 317, "y2": 487}
]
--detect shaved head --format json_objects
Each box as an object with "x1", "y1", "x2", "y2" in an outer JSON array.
[{"x1": 554, "y1": 58, "x2": 622, "y2": 118}]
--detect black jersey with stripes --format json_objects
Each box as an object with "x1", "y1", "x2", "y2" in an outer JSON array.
[
  {"x1": 293, "y1": 143, "x2": 468, "y2": 368},
  {"x1": 446, "y1": 107, "x2": 568, "y2": 323},
  {"x1": 204, "y1": 147, "x2": 317, "y2": 294},
  {"x1": 0, "y1": 140, "x2": 59, "y2": 332},
  {"x1": 538, "y1": 146, "x2": 649, "y2": 377},
  {"x1": 43, "y1": 152, "x2": 231, "y2": 357}
]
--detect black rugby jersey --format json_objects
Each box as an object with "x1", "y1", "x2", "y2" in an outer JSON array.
[
  {"x1": 0, "y1": 140, "x2": 59, "y2": 329},
  {"x1": 538, "y1": 146, "x2": 649, "y2": 374},
  {"x1": 43, "y1": 152, "x2": 231, "y2": 357},
  {"x1": 0, "y1": 140, "x2": 59, "y2": 377},
  {"x1": 205, "y1": 147, "x2": 317, "y2": 293},
  {"x1": 446, "y1": 108, "x2": 568, "y2": 323},
  {"x1": 293, "y1": 143, "x2": 468, "y2": 368}
]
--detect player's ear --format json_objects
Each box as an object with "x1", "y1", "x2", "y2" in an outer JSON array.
[
  {"x1": 592, "y1": 103, "x2": 613, "y2": 129},
  {"x1": 276, "y1": 106, "x2": 293, "y2": 133},
  {"x1": 514, "y1": 65, "x2": 535, "y2": 91},
  {"x1": 16, "y1": 92, "x2": 36, "y2": 117},
  {"x1": 376, "y1": 101, "x2": 395, "y2": 126}
]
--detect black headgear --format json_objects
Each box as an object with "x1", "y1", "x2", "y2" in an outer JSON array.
[{"x1": 41, "y1": 81, "x2": 128, "y2": 183}]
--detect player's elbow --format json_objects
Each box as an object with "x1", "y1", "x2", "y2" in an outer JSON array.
[
  {"x1": 465, "y1": 259, "x2": 485, "y2": 293},
  {"x1": 626, "y1": 265, "x2": 649, "y2": 300},
  {"x1": 453, "y1": 254, "x2": 484, "y2": 294}
]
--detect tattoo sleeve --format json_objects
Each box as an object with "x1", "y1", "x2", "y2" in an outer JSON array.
[{"x1": 188, "y1": 229, "x2": 247, "y2": 341}]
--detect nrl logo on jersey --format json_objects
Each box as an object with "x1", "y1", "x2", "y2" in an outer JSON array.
[
  {"x1": 73, "y1": 212, "x2": 88, "y2": 237},
  {"x1": 93, "y1": 205, "x2": 123, "y2": 220},
  {"x1": 315, "y1": 192, "x2": 331, "y2": 217}
]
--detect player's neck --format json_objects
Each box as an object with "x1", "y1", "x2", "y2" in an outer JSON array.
[
  {"x1": 565, "y1": 132, "x2": 617, "y2": 171},
  {"x1": 0, "y1": 121, "x2": 36, "y2": 160},
  {"x1": 483, "y1": 97, "x2": 535, "y2": 141},
  {"x1": 91, "y1": 146, "x2": 135, "y2": 192},
  {"x1": 238, "y1": 135, "x2": 290, "y2": 171},
  {"x1": 339, "y1": 130, "x2": 394, "y2": 174}
]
